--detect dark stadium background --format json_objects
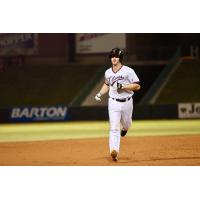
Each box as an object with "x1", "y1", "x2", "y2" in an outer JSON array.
[{"x1": 0, "y1": 33, "x2": 200, "y2": 122}]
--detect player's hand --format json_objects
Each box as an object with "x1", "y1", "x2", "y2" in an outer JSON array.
[{"x1": 95, "y1": 92, "x2": 101, "y2": 102}]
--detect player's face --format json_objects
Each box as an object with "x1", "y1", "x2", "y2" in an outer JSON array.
[{"x1": 111, "y1": 56, "x2": 120, "y2": 65}]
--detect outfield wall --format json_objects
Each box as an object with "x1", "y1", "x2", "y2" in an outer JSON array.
[{"x1": 0, "y1": 103, "x2": 199, "y2": 123}]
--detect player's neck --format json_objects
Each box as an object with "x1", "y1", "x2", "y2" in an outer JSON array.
[{"x1": 112, "y1": 63, "x2": 122, "y2": 72}]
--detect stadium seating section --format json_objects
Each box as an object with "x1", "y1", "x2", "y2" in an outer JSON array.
[
  {"x1": 155, "y1": 60, "x2": 200, "y2": 104},
  {"x1": 0, "y1": 64, "x2": 101, "y2": 107}
]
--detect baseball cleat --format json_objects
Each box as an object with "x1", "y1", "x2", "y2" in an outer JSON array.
[
  {"x1": 121, "y1": 129, "x2": 127, "y2": 137},
  {"x1": 110, "y1": 150, "x2": 118, "y2": 161}
]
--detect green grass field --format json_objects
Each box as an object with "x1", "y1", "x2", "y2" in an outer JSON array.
[{"x1": 0, "y1": 119, "x2": 200, "y2": 142}]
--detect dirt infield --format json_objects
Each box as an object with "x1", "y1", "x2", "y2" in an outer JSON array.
[{"x1": 0, "y1": 135, "x2": 200, "y2": 166}]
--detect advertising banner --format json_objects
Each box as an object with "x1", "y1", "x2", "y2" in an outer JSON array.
[
  {"x1": 0, "y1": 33, "x2": 38, "y2": 55},
  {"x1": 9, "y1": 106, "x2": 68, "y2": 122},
  {"x1": 76, "y1": 33, "x2": 126, "y2": 54},
  {"x1": 178, "y1": 103, "x2": 200, "y2": 118}
]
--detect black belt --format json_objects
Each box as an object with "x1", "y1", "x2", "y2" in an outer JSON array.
[{"x1": 112, "y1": 97, "x2": 131, "y2": 102}]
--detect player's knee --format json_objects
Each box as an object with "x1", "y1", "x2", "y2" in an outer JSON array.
[
  {"x1": 110, "y1": 128, "x2": 120, "y2": 135},
  {"x1": 123, "y1": 121, "x2": 132, "y2": 130}
]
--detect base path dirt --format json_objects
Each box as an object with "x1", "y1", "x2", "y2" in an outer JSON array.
[{"x1": 0, "y1": 135, "x2": 200, "y2": 166}]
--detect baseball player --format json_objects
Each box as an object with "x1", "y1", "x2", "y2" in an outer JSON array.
[{"x1": 95, "y1": 48, "x2": 141, "y2": 161}]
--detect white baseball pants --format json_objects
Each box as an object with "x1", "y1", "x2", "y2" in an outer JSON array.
[{"x1": 108, "y1": 97, "x2": 133, "y2": 154}]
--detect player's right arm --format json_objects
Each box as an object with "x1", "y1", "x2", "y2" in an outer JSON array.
[
  {"x1": 95, "y1": 73, "x2": 109, "y2": 102},
  {"x1": 95, "y1": 83, "x2": 109, "y2": 102},
  {"x1": 99, "y1": 83, "x2": 109, "y2": 96}
]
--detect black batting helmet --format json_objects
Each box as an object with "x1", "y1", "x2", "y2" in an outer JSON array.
[{"x1": 109, "y1": 48, "x2": 124, "y2": 62}]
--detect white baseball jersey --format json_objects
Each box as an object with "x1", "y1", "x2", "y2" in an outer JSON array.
[{"x1": 105, "y1": 65, "x2": 140, "y2": 99}]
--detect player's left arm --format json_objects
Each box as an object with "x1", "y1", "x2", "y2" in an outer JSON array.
[
  {"x1": 117, "y1": 68, "x2": 141, "y2": 91},
  {"x1": 121, "y1": 82, "x2": 141, "y2": 91}
]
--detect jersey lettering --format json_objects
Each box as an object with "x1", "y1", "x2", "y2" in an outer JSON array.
[{"x1": 105, "y1": 65, "x2": 140, "y2": 99}]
